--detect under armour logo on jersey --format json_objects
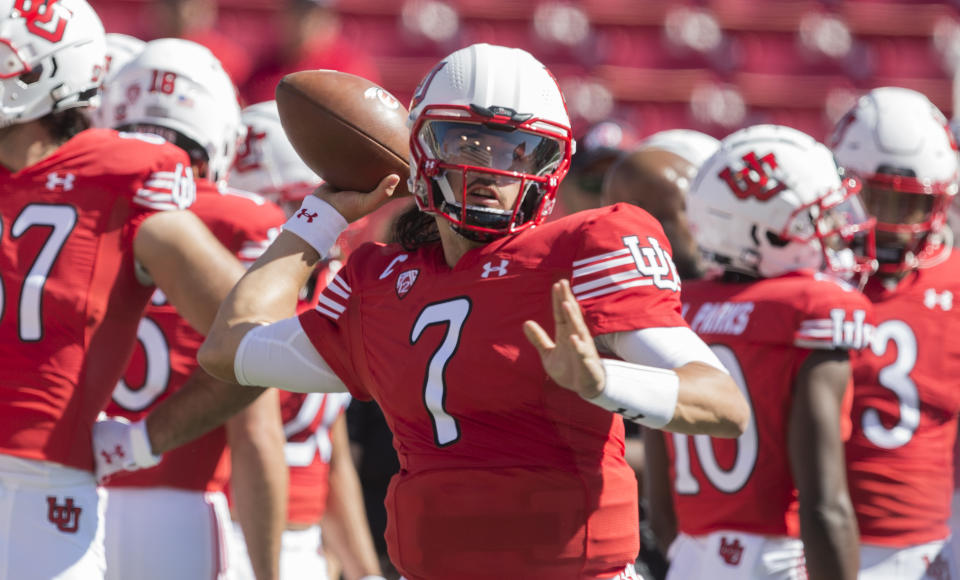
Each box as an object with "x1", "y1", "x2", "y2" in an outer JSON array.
[
  {"x1": 396, "y1": 269, "x2": 419, "y2": 299},
  {"x1": 718, "y1": 151, "x2": 788, "y2": 201},
  {"x1": 624, "y1": 236, "x2": 680, "y2": 292},
  {"x1": 481, "y1": 259, "x2": 510, "y2": 278},
  {"x1": 924, "y1": 288, "x2": 953, "y2": 311},
  {"x1": 46, "y1": 496, "x2": 81, "y2": 534},
  {"x1": 296, "y1": 208, "x2": 318, "y2": 223},
  {"x1": 45, "y1": 172, "x2": 75, "y2": 191},
  {"x1": 718, "y1": 537, "x2": 744, "y2": 566}
]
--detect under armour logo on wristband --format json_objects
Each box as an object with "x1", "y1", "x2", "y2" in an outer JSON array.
[
  {"x1": 46, "y1": 497, "x2": 82, "y2": 534},
  {"x1": 100, "y1": 445, "x2": 126, "y2": 465},
  {"x1": 296, "y1": 209, "x2": 319, "y2": 223}
]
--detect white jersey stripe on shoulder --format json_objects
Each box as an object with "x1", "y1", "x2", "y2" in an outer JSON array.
[
  {"x1": 132, "y1": 195, "x2": 182, "y2": 211},
  {"x1": 572, "y1": 248, "x2": 631, "y2": 268},
  {"x1": 327, "y1": 277, "x2": 351, "y2": 300},
  {"x1": 331, "y1": 274, "x2": 351, "y2": 294},
  {"x1": 314, "y1": 304, "x2": 341, "y2": 320},
  {"x1": 575, "y1": 279, "x2": 655, "y2": 300},
  {"x1": 573, "y1": 270, "x2": 649, "y2": 294},
  {"x1": 572, "y1": 255, "x2": 636, "y2": 279},
  {"x1": 317, "y1": 293, "x2": 346, "y2": 314}
]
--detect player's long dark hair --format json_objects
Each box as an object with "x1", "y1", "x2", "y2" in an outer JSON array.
[
  {"x1": 41, "y1": 109, "x2": 90, "y2": 143},
  {"x1": 395, "y1": 205, "x2": 440, "y2": 251}
]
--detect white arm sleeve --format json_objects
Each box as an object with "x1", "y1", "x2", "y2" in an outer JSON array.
[
  {"x1": 234, "y1": 316, "x2": 348, "y2": 394},
  {"x1": 596, "y1": 326, "x2": 728, "y2": 373}
]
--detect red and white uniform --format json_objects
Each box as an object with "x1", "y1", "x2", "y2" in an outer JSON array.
[
  {"x1": 0, "y1": 129, "x2": 194, "y2": 579},
  {"x1": 231, "y1": 392, "x2": 352, "y2": 580},
  {"x1": 101, "y1": 179, "x2": 284, "y2": 580},
  {"x1": 664, "y1": 272, "x2": 872, "y2": 579},
  {"x1": 846, "y1": 252, "x2": 960, "y2": 577},
  {"x1": 298, "y1": 203, "x2": 684, "y2": 580}
]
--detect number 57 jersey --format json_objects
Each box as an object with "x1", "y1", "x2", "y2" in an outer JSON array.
[
  {"x1": 297, "y1": 203, "x2": 687, "y2": 580},
  {"x1": 846, "y1": 252, "x2": 960, "y2": 547},
  {"x1": 0, "y1": 129, "x2": 194, "y2": 472},
  {"x1": 668, "y1": 271, "x2": 873, "y2": 537}
]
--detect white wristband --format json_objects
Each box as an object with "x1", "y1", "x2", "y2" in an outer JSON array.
[
  {"x1": 585, "y1": 359, "x2": 680, "y2": 428},
  {"x1": 129, "y1": 419, "x2": 162, "y2": 468},
  {"x1": 282, "y1": 196, "x2": 348, "y2": 258}
]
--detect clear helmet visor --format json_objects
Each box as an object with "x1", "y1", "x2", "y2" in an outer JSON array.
[{"x1": 421, "y1": 120, "x2": 566, "y2": 177}]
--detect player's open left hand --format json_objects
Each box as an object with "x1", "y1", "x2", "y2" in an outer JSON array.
[
  {"x1": 523, "y1": 279, "x2": 606, "y2": 399},
  {"x1": 314, "y1": 173, "x2": 400, "y2": 223}
]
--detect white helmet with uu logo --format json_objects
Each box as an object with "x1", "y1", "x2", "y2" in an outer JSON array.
[
  {"x1": 689, "y1": 124, "x2": 876, "y2": 281},
  {"x1": 407, "y1": 43, "x2": 574, "y2": 241},
  {"x1": 829, "y1": 87, "x2": 959, "y2": 272},
  {"x1": 0, "y1": 0, "x2": 106, "y2": 127},
  {"x1": 228, "y1": 100, "x2": 321, "y2": 207},
  {"x1": 101, "y1": 37, "x2": 242, "y2": 184}
]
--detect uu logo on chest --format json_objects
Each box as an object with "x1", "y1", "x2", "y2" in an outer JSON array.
[{"x1": 396, "y1": 269, "x2": 420, "y2": 299}]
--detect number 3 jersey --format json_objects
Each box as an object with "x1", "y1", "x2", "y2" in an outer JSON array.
[
  {"x1": 298, "y1": 203, "x2": 686, "y2": 580},
  {"x1": 102, "y1": 178, "x2": 285, "y2": 491},
  {"x1": 668, "y1": 272, "x2": 873, "y2": 537},
  {"x1": 0, "y1": 129, "x2": 194, "y2": 471},
  {"x1": 846, "y1": 252, "x2": 960, "y2": 547}
]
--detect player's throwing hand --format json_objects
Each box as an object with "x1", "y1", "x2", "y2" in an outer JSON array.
[{"x1": 523, "y1": 279, "x2": 606, "y2": 399}]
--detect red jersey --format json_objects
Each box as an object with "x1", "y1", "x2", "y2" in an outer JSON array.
[
  {"x1": 846, "y1": 252, "x2": 960, "y2": 546},
  {"x1": 103, "y1": 180, "x2": 285, "y2": 491},
  {"x1": 298, "y1": 203, "x2": 685, "y2": 580},
  {"x1": 0, "y1": 129, "x2": 194, "y2": 471},
  {"x1": 667, "y1": 272, "x2": 872, "y2": 537},
  {"x1": 281, "y1": 392, "x2": 351, "y2": 525}
]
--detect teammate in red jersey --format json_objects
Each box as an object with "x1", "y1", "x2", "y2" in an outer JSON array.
[
  {"x1": 198, "y1": 43, "x2": 750, "y2": 580},
  {"x1": 830, "y1": 86, "x2": 960, "y2": 579},
  {"x1": 93, "y1": 39, "x2": 288, "y2": 580},
  {"x1": 0, "y1": 2, "x2": 250, "y2": 578},
  {"x1": 227, "y1": 100, "x2": 383, "y2": 580},
  {"x1": 645, "y1": 125, "x2": 877, "y2": 580}
]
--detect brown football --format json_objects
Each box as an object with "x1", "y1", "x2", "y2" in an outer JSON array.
[{"x1": 275, "y1": 70, "x2": 411, "y2": 196}]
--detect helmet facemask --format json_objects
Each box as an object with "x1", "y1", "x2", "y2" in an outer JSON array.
[
  {"x1": 857, "y1": 169, "x2": 956, "y2": 272},
  {"x1": 410, "y1": 108, "x2": 570, "y2": 241}
]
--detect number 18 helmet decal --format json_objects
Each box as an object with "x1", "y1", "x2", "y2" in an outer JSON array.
[
  {"x1": 0, "y1": 0, "x2": 106, "y2": 127},
  {"x1": 689, "y1": 124, "x2": 876, "y2": 282},
  {"x1": 829, "y1": 87, "x2": 959, "y2": 272},
  {"x1": 101, "y1": 38, "x2": 242, "y2": 184},
  {"x1": 407, "y1": 43, "x2": 574, "y2": 241}
]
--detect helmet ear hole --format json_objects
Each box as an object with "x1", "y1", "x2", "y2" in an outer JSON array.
[
  {"x1": 766, "y1": 230, "x2": 790, "y2": 248},
  {"x1": 18, "y1": 66, "x2": 43, "y2": 86}
]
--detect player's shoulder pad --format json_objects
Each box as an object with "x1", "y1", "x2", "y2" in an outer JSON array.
[{"x1": 73, "y1": 129, "x2": 193, "y2": 178}]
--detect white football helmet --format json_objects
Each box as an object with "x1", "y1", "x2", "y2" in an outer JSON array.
[
  {"x1": 638, "y1": 129, "x2": 720, "y2": 168},
  {"x1": 103, "y1": 32, "x2": 144, "y2": 80},
  {"x1": 829, "y1": 87, "x2": 958, "y2": 272},
  {"x1": 689, "y1": 124, "x2": 876, "y2": 281},
  {"x1": 89, "y1": 32, "x2": 145, "y2": 128},
  {"x1": 228, "y1": 100, "x2": 321, "y2": 209},
  {"x1": 407, "y1": 43, "x2": 574, "y2": 240},
  {"x1": 0, "y1": 0, "x2": 106, "y2": 127},
  {"x1": 101, "y1": 38, "x2": 242, "y2": 183}
]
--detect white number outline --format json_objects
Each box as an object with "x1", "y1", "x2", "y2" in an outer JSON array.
[
  {"x1": 283, "y1": 393, "x2": 349, "y2": 467},
  {"x1": 410, "y1": 297, "x2": 471, "y2": 447},
  {"x1": 673, "y1": 344, "x2": 759, "y2": 494},
  {"x1": 112, "y1": 314, "x2": 172, "y2": 411},
  {"x1": 6, "y1": 204, "x2": 77, "y2": 341},
  {"x1": 861, "y1": 320, "x2": 920, "y2": 449}
]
